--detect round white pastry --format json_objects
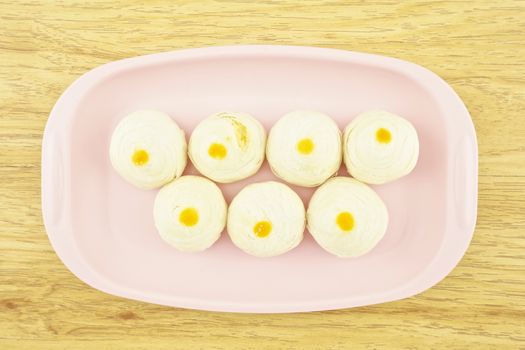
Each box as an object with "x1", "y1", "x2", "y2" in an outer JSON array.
[
  {"x1": 307, "y1": 177, "x2": 388, "y2": 258},
  {"x1": 266, "y1": 110, "x2": 342, "y2": 187},
  {"x1": 343, "y1": 110, "x2": 419, "y2": 184},
  {"x1": 109, "y1": 110, "x2": 187, "y2": 189},
  {"x1": 188, "y1": 112, "x2": 266, "y2": 183},
  {"x1": 154, "y1": 176, "x2": 227, "y2": 252},
  {"x1": 227, "y1": 181, "x2": 305, "y2": 257}
]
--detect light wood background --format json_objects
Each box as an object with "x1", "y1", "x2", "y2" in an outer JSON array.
[{"x1": 1, "y1": 1, "x2": 524, "y2": 349}]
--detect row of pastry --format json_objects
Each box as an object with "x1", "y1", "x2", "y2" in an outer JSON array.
[
  {"x1": 110, "y1": 109, "x2": 419, "y2": 189},
  {"x1": 154, "y1": 175, "x2": 387, "y2": 258}
]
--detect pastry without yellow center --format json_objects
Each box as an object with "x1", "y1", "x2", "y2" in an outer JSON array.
[
  {"x1": 376, "y1": 128, "x2": 392, "y2": 144},
  {"x1": 131, "y1": 149, "x2": 149, "y2": 166},
  {"x1": 208, "y1": 143, "x2": 227, "y2": 159},
  {"x1": 253, "y1": 220, "x2": 272, "y2": 238},
  {"x1": 296, "y1": 138, "x2": 314, "y2": 155},
  {"x1": 179, "y1": 207, "x2": 199, "y2": 227},
  {"x1": 336, "y1": 211, "x2": 354, "y2": 232}
]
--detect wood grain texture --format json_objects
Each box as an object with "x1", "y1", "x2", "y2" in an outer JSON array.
[{"x1": 1, "y1": 0, "x2": 524, "y2": 349}]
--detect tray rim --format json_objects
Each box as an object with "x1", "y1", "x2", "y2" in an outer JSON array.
[{"x1": 41, "y1": 45, "x2": 478, "y2": 313}]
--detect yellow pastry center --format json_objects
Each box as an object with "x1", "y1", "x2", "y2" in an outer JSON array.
[
  {"x1": 253, "y1": 220, "x2": 272, "y2": 238},
  {"x1": 376, "y1": 128, "x2": 392, "y2": 144},
  {"x1": 336, "y1": 212, "x2": 354, "y2": 232},
  {"x1": 296, "y1": 138, "x2": 314, "y2": 155},
  {"x1": 208, "y1": 143, "x2": 227, "y2": 159},
  {"x1": 131, "y1": 149, "x2": 149, "y2": 166},
  {"x1": 179, "y1": 207, "x2": 199, "y2": 227}
]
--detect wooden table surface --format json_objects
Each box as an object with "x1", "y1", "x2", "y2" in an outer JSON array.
[{"x1": 1, "y1": 1, "x2": 524, "y2": 349}]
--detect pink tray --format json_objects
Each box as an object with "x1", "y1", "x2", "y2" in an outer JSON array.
[{"x1": 42, "y1": 46, "x2": 477, "y2": 313}]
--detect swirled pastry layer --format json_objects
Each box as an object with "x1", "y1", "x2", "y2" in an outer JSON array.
[
  {"x1": 110, "y1": 110, "x2": 187, "y2": 189},
  {"x1": 154, "y1": 176, "x2": 227, "y2": 252},
  {"x1": 307, "y1": 177, "x2": 388, "y2": 258},
  {"x1": 266, "y1": 110, "x2": 342, "y2": 187},
  {"x1": 227, "y1": 181, "x2": 305, "y2": 257},
  {"x1": 188, "y1": 112, "x2": 266, "y2": 183},
  {"x1": 343, "y1": 110, "x2": 419, "y2": 184}
]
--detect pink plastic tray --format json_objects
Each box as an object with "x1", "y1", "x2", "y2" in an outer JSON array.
[{"x1": 42, "y1": 46, "x2": 477, "y2": 313}]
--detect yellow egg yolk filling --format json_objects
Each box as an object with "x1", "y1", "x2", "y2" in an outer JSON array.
[
  {"x1": 208, "y1": 143, "x2": 227, "y2": 159},
  {"x1": 296, "y1": 138, "x2": 314, "y2": 155},
  {"x1": 179, "y1": 207, "x2": 199, "y2": 227},
  {"x1": 253, "y1": 220, "x2": 272, "y2": 238},
  {"x1": 376, "y1": 128, "x2": 392, "y2": 144},
  {"x1": 131, "y1": 149, "x2": 149, "y2": 166},
  {"x1": 336, "y1": 212, "x2": 354, "y2": 232}
]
